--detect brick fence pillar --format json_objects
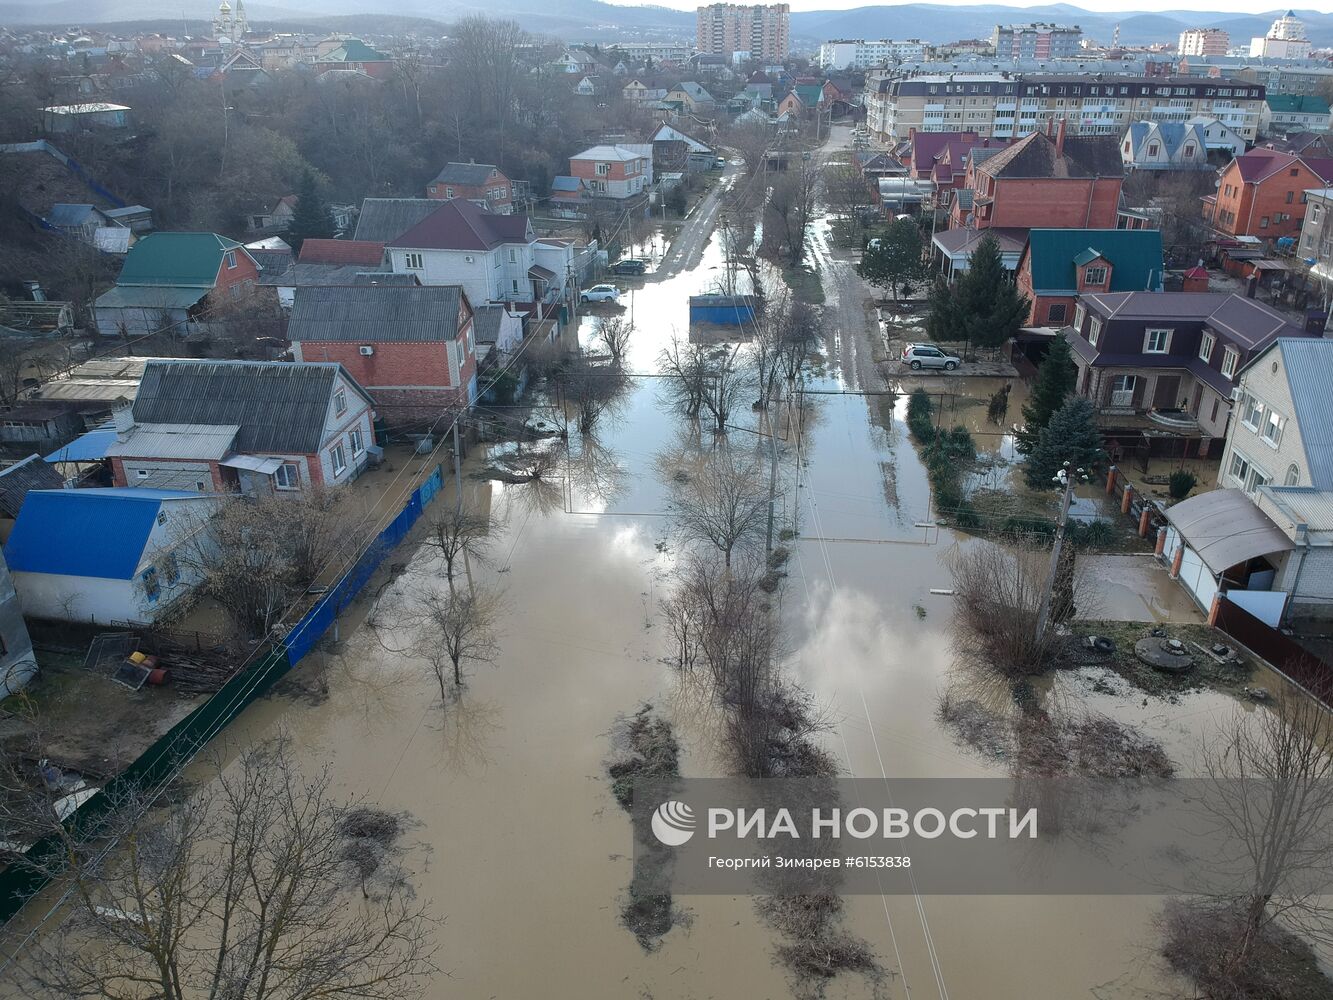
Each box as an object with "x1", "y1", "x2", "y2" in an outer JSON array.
[
  {"x1": 1170, "y1": 544, "x2": 1185, "y2": 579},
  {"x1": 1105, "y1": 465, "x2": 1117, "y2": 495},
  {"x1": 1138, "y1": 506, "x2": 1152, "y2": 538},
  {"x1": 1155, "y1": 526, "x2": 1167, "y2": 556},
  {"x1": 1208, "y1": 593, "x2": 1222, "y2": 627},
  {"x1": 1121, "y1": 484, "x2": 1133, "y2": 515}
]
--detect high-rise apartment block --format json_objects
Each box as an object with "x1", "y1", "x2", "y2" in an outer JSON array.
[
  {"x1": 1178, "y1": 28, "x2": 1230, "y2": 57},
  {"x1": 817, "y1": 39, "x2": 926, "y2": 70},
  {"x1": 696, "y1": 4, "x2": 790, "y2": 62},
  {"x1": 991, "y1": 23, "x2": 1083, "y2": 60}
]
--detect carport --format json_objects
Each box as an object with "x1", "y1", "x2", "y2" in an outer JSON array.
[{"x1": 1162, "y1": 488, "x2": 1294, "y2": 615}]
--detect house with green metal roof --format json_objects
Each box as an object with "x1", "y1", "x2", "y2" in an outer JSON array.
[
  {"x1": 313, "y1": 39, "x2": 394, "y2": 79},
  {"x1": 1015, "y1": 228, "x2": 1164, "y2": 327},
  {"x1": 1262, "y1": 93, "x2": 1332, "y2": 136},
  {"x1": 93, "y1": 232, "x2": 260, "y2": 336}
]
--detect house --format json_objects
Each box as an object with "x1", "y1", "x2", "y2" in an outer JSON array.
[
  {"x1": 1064, "y1": 291, "x2": 1313, "y2": 459},
  {"x1": 1015, "y1": 229, "x2": 1166, "y2": 327},
  {"x1": 380, "y1": 198, "x2": 576, "y2": 309},
  {"x1": 353, "y1": 199, "x2": 446, "y2": 243},
  {"x1": 568, "y1": 145, "x2": 650, "y2": 200},
  {"x1": 549, "y1": 176, "x2": 590, "y2": 215},
  {"x1": 1203, "y1": 149, "x2": 1333, "y2": 240},
  {"x1": 46, "y1": 203, "x2": 111, "y2": 241},
  {"x1": 0, "y1": 454, "x2": 64, "y2": 541},
  {"x1": 3, "y1": 488, "x2": 223, "y2": 625},
  {"x1": 104, "y1": 359, "x2": 376, "y2": 495},
  {"x1": 1185, "y1": 115, "x2": 1247, "y2": 159},
  {"x1": 0, "y1": 406, "x2": 86, "y2": 456},
  {"x1": 949, "y1": 123, "x2": 1124, "y2": 232},
  {"x1": 1261, "y1": 94, "x2": 1332, "y2": 136},
  {"x1": 573, "y1": 75, "x2": 603, "y2": 97},
  {"x1": 905, "y1": 130, "x2": 981, "y2": 179},
  {"x1": 1298, "y1": 188, "x2": 1333, "y2": 279},
  {"x1": 103, "y1": 205, "x2": 154, "y2": 233},
  {"x1": 427, "y1": 163, "x2": 514, "y2": 213},
  {"x1": 665, "y1": 82, "x2": 715, "y2": 112},
  {"x1": 40, "y1": 102, "x2": 129, "y2": 132},
  {"x1": 1120, "y1": 121, "x2": 1211, "y2": 172},
  {"x1": 297, "y1": 238, "x2": 385, "y2": 267},
  {"x1": 855, "y1": 150, "x2": 906, "y2": 181},
  {"x1": 473, "y1": 305, "x2": 528, "y2": 402},
  {"x1": 93, "y1": 233, "x2": 259, "y2": 336},
  {"x1": 312, "y1": 39, "x2": 393, "y2": 78},
  {"x1": 1222, "y1": 339, "x2": 1333, "y2": 621},
  {"x1": 776, "y1": 90, "x2": 806, "y2": 119},
  {"x1": 931, "y1": 227, "x2": 1029, "y2": 279},
  {"x1": 624, "y1": 80, "x2": 668, "y2": 104},
  {"x1": 288, "y1": 284, "x2": 477, "y2": 421},
  {"x1": 650, "y1": 121, "x2": 712, "y2": 156},
  {"x1": 247, "y1": 194, "x2": 297, "y2": 233},
  {"x1": 550, "y1": 48, "x2": 596, "y2": 75},
  {"x1": 258, "y1": 258, "x2": 401, "y2": 310},
  {"x1": 0, "y1": 547, "x2": 35, "y2": 697}
]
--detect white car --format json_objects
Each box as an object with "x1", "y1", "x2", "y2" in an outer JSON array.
[
  {"x1": 901, "y1": 343, "x2": 961, "y2": 371},
  {"x1": 580, "y1": 284, "x2": 621, "y2": 303}
]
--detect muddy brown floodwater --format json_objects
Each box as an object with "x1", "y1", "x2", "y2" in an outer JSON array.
[{"x1": 7, "y1": 167, "x2": 1325, "y2": 998}]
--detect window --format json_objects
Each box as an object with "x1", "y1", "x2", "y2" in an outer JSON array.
[
  {"x1": 1084, "y1": 266, "x2": 1107, "y2": 285},
  {"x1": 163, "y1": 552, "x2": 180, "y2": 586},
  {"x1": 136, "y1": 468, "x2": 149, "y2": 479},
  {"x1": 1241, "y1": 392, "x2": 1264, "y2": 430},
  {"x1": 596, "y1": 162, "x2": 611, "y2": 176},
  {"x1": 1229, "y1": 450, "x2": 1252, "y2": 487},
  {"x1": 1047, "y1": 302, "x2": 1067, "y2": 324},
  {"x1": 350, "y1": 427, "x2": 364, "y2": 456},
  {"x1": 445, "y1": 186, "x2": 454, "y2": 198},
  {"x1": 1184, "y1": 143, "x2": 1195, "y2": 158},
  {"x1": 142, "y1": 566, "x2": 160, "y2": 602},
  {"x1": 1073, "y1": 303, "x2": 1087, "y2": 330},
  {"x1": 508, "y1": 248, "x2": 516, "y2": 263},
  {"x1": 404, "y1": 252, "x2": 424, "y2": 270},
  {"x1": 1286, "y1": 463, "x2": 1300, "y2": 486},
  {"x1": 1148, "y1": 142, "x2": 1159, "y2": 156},
  {"x1": 334, "y1": 388, "x2": 347, "y2": 416},
  {"x1": 1088, "y1": 317, "x2": 1102, "y2": 347},
  {"x1": 274, "y1": 462, "x2": 300, "y2": 490},
  {"x1": 1199, "y1": 332, "x2": 1215, "y2": 363},
  {"x1": 1287, "y1": 190, "x2": 1295, "y2": 204},
  {"x1": 1260, "y1": 216, "x2": 1270, "y2": 228},
  {"x1": 1263, "y1": 408, "x2": 1284, "y2": 445},
  {"x1": 1221, "y1": 347, "x2": 1240, "y2": 379},
  {"x1": 331, "y1": 443, "x2": 347, "y2": 477},
  {"x1": 225, "y1": 250, "x2": 237, "y2": 269},
  {"x1": 1144, "y1": 328, "x2": 1171, "y2": 353}
]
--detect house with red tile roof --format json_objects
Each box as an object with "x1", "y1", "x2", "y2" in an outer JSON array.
[{"x1": 1202, "y1": 148, "x2": 1333, "y2": 239}]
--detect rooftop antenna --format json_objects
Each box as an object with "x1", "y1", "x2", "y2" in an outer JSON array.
[{"x1": 1112, "y1": 23, "x2": 1120, "y2": 49}]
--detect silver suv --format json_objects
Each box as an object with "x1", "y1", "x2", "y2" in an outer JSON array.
[{"x1": 901, "y1": 343, "x2": 960, "y2": 371}]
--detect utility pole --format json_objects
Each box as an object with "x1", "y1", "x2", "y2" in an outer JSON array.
[
  {"x1": 453, "y1": 417, "x2": 463, "y2": 513},
  {"x1": 1033, "y1": 462, "x2": 1086, "y2": 645},
  {"x1": 764, "y1": 408, "x2": 780, "y2": 555}
]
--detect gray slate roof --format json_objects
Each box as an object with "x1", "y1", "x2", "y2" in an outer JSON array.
[
  {"x1": 132, "y1": 360, "x2": 370, "y2": 455},
  {"x1": 0, "y1": 454, "x2": 63, "y2": 519},
  {"x1": 288, "y1": 285, "x2": 465, "y2": 344},
  {"x1": 353, "y1": 198, "x2": 445, "y2": 243},
  {"x1": 431, "y1": 162, "x2": 501, "y2": 186},
  {"x1": 472, "y1": 305, "x2": 506, "y2": 345}
]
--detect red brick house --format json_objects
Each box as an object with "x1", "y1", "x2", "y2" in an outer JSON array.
[
  {"x1": 106, "y1": 359, "x2": 376, "y2": 495},
  {"x1": 93, "y1": 232, "x2": 261, "y2": 336},
  {"x1": 949, "y1": 123, "x2": 1124, "y2": 231},
  {"x1": 288, "y1": 284, "x2": 477, "y2": 424},
  {"x1": 426, "y1": 162, "x2": 514, "y2": 213},
  {"x1": 1202, "y1": 149, "x2": 1333, "y2": 239},
  {"x1": 568, "y1": 146, "x2": 649, "y2": 199}
]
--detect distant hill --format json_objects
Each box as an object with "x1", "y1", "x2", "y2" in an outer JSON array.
[{"x1": 6, "y1": 1, "x2": 1333, "y2": 49}]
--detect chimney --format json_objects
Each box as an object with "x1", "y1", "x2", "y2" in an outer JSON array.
[
  {"x1": 112, "y1": 398, "x2": 135, "y2": 442},
  {"x1": 1056, "y1": 117, "x2": 1067, "y2": 156},
  {"x1": 1245, "y1": 274, "x2": 1258, "y2": 299},
  {"x1": 1046, "y1": 116, "x2": 1054, "y2": 138}
]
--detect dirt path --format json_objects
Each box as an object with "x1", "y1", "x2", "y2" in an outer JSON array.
[{"x1": 651, "y1": 167, "x2": 737, "y2": 280}]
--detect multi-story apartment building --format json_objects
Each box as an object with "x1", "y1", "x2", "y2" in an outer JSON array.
[
  {"x1": 599, "y1": 41, "x2": 696, "y2": 64},
  {"x1": 816, "y1": 38, "x2": 925, "y2": 70},
  {"x1": 1296, "y1": 187, "x2": 1333, "y2": 270},
  {"x1": 865, "y1": 73, "x2": 1265, "y2": 143},
  {"x1": 991, "y1": 23, "x2": 1082, "y2": 60},
  {"x1": 1178, "y1": 28, "x2": 1229, "y2": 57},
  {"x1": 1251, "y1": 11, "x2": 1312, "y2": 60},
  {"x1": 695, "y1": 4, "x2": 790, "y2": 62}
]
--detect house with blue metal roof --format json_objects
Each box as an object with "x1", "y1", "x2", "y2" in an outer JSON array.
[{"x1": 3, "y1": 488, "x2": 222, "y2": 624}]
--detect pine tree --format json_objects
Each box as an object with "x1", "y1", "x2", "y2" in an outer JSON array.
[
  {"x1": 1016, "y1": 335, "x2": 1076, "y2": 455},
  {"x1": 957, "y1": 233, "x2": 1030, "y2": 354},
  {"x1": 858, "y1": 216, "x2": 923, "y2": 301},
  {"x1": 925, "y1": 275, "x2": 964, "y2": 349},
  {"x1": 1024, "y1": 396, "x2": 1105, "y2": 490},
  {"x1": 285, "y1": 170, "x2": 334, "y2": 252}
]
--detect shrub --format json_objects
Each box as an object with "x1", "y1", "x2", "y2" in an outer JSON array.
[{"x1": 1167, "y1": 470, "x2": 1197, "y2": 501}]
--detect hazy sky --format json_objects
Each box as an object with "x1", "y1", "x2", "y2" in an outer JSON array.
[{"x1": 624, "y1": 0, "x2": 1333, "y2": 14}]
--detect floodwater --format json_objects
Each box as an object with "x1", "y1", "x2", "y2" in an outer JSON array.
[{"x1": 4, "y1": 188, "x2": 1317, "y2": 998}]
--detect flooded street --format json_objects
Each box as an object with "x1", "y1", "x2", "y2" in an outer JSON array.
[{"x1": 6, "y1": 157, "x2": 1304, "y2": 1000}]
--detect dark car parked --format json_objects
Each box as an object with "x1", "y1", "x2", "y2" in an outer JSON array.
[{"x1": 609, "y1": 258, "x2": 648, "y2": 276}]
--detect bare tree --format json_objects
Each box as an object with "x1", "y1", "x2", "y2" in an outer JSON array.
[
  {"x1": 724, "y1": 121, "x2": 773, "y2": 176},
  {"x1": 559, "y1": 363, "x2": 625, "y2": 435},
  {"x1": 764, "y1": 158, "x2": 820, "y2": 267},
  {"x1": 821, "y1": 162, "x2": 873, "y2": 222},
  {"x1": 411, "y1": 584, "x2": 503, "y2": 696},
  {"x1": 662, "y1": 448, "x2": 771, "y2": 568},
  {"x1": 21, "y1": 736, "x2": 438, "y2": 1000},
  {"x1": 172, "y1": 488, "x2": 353, "y2": 640},
  {"x1": 1168, "y1": 691, "x2": 1333, "y2": 987},
  {"x1": 423, "y1": 504, "x2": 492, "y2": 585},
  {"x1": 658, "y1": 334, "x2": 710, "y2": 420},
  {"x1": 700, "y1": 344, "x2": 752, "y2": 434},
  {"x1": 594, "y1": 315, "x2": 633, "y2": 369}
]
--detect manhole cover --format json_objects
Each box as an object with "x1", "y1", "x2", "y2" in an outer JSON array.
[{"x1": 1134, "y1": 637, "x2": 1193, "y2": 674}]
